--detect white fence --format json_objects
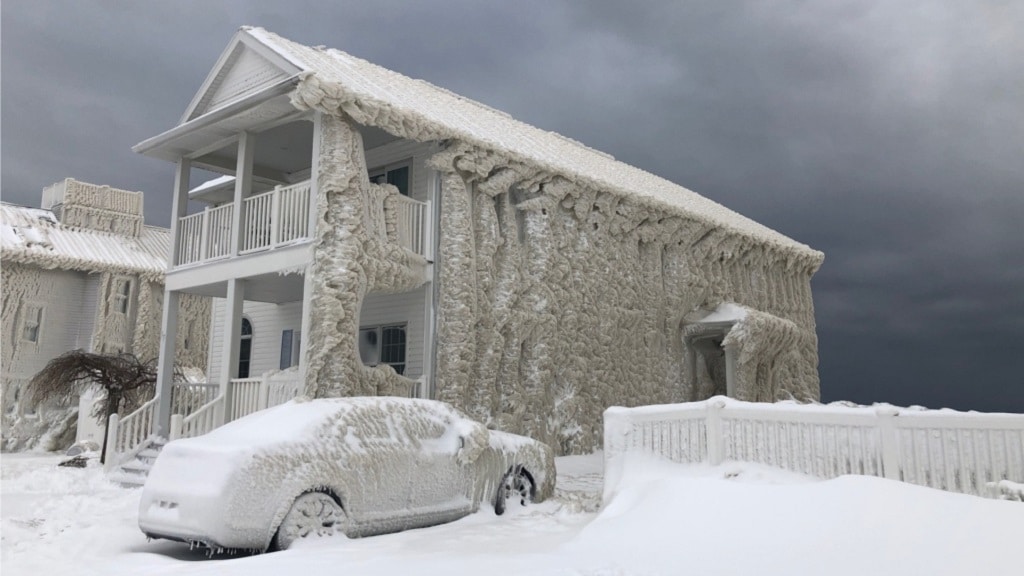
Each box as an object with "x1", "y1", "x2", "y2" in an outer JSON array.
[
  {"x1": 604, "y1": 397, "x2": 1024, "y2": 500},
  {"x1": 168, "y1": 373, "x2": 304, "y2": 441}
]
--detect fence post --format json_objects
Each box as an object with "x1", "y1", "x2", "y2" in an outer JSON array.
[
  {"x1": 707, "y1": 398, "x2": 726, "y2": 466},
  {"x1": 259, "y1": 376, "x2": 270, "y2": 411},
  {"x1": 876, "y1": 406, "x2": 900, "y2": 480},
  {"x1": 169, "y1": 414, "x2": 183, "y2": 441},
  {"x1": 104, "y1": 413, "x2": 120, "y2": 473}
]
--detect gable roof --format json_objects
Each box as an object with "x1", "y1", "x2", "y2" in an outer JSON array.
[
  {"x1": 241, "y1": 27, "x2": 821, "y2": 265},
  {"x1": 1, "y1": 203, "x2": 170, "y2": 281}
]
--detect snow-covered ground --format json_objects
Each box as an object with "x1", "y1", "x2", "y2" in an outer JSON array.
[{"x1": 2, "y1": 451, "x2": 1022, "y2": 575}]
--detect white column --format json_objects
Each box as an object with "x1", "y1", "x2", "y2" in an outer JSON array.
[
  {"x1": 297, "y1": 112, "x2": 322, "y2": 397},
  {"x1": 307, "y1": 112, "x2": 322, "y2": 236},
  {"x1": 230, "y1": 132, "x2": 256, "y2": 257},
  {"x1": 219, "y1": 278, "x2": 245, "y2": 423},
  {"x1": 724, "y1": 342, "x2": 738, "y2": 399},
  {"x1": 153, "y1": 159, "x2": 190, "y2": 438}
]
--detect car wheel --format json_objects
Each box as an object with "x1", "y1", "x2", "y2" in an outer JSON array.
[
  {"x1": 272, "y1": 492, "x2": 345, "y2": 551},
  {"x1": 494, "y1": 465, "x2": 533, "y2": 516}
]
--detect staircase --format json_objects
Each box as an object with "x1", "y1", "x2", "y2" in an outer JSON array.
[{"x1": 108, "y1": 438, "x2": 165, "y2": 487}]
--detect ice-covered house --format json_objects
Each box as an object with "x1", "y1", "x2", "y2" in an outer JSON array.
[
  {"x1": 0, "y1": 179, "x2": 210, "y2": 450},
  {"x1": 131, "y1": 26, "x2": 823, "y2": 460}
]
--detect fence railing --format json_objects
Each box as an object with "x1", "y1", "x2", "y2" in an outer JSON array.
[
  {"x1": 176, "y1": 180, "x2": 312, "y2": 266},
  {"x1": 604, "y1": 397, "x2": 1024, "y2": 500},
  {"x1": 170, "y1": 383, "x2": 220, "y2": 419},
  {"x1": 171, "y1": 394, "x2": 224, "y2": 441},
  {"x1": 240, "y1": 181, "x2": 313, "y2": 254},
  {"x1": 391, "y1": 196, "x2": 428, "y2": 257},
  {"x1": 176, "y1": 204, "x2": 234, "y2": 265},
  {"x1": 104, "y1": 395, "x2": 159, "y2": 472}
]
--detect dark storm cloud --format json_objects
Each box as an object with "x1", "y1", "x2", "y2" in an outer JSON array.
[{"x1": 3, "y1": 1, "x2": 1022, "y2": 411}]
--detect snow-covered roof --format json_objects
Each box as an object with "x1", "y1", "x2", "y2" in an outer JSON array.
[
  {"x1": 1, "y1": 203, "x2": 169, "y2": 281},
  {"x1": 242, "y1": 27, "x2": 821, "y2": 263}
]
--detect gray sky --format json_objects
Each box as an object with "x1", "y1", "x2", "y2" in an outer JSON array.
[{"x1": 3, "y1": 1, "x2": 1022, "y2": 412}]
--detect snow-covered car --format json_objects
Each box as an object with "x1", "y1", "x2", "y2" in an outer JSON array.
[{"x1": 138, "y1": 397, "x2": 556, "y2": 552}]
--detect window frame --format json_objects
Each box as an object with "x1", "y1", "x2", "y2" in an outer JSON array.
[
  {"x1": 368, "y1": 159, "x2": 413, "y2": 197},
  {"x1": 20, "y1": 302, "x2": 44, "y2": 344},
  {"x1": 358, "y1": 323, "x2": 407, "y2": 375},
  {"x1": 112, "y1": 276, "x2": 133, "y2": 315}
]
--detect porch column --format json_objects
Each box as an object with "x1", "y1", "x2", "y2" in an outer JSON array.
[
  {"x1": 219, "y1": 278, "x2": 245, "y2": 423},
  {"x1": 153, "y1": 159, "x2": 190, "y2": 437},
  {"x1": 230, "y1": 131, "x2": 256, "y2": 256},
  {"x1": 298, "y1": 113, "x2": 321, "y2": 397},
  {"x1": 723, "y1": 341, "x2": 738, "y2": 399}
]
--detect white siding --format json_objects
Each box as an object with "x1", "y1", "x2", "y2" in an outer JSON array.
[
  {"x1": 77, "y1": 274, "x2": 101, "y2": 351},
  {"x1": 5, "y1": 269, "x2": 87, "y2": 380},
  {"x1": 206, "y1": 287, "x2": 429, "y2": 382},
  {"x1": 359, "y1": 287, "x2": 428, "y2": 379},
  {"x1": 207, "y1": 299, "x2": 303, "y2": 381}
]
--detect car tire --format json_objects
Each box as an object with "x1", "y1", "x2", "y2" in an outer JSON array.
[
  {"x1": 272, "y1": 492, "x2": 345, "y2": 551},
  {"x1": 494, "y1": 465, "x2": 534, "y2": 516}
]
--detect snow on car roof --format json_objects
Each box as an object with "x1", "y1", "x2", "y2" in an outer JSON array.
[{"x1": 197, "y1": 397, "x2": 462, "y2": 450}]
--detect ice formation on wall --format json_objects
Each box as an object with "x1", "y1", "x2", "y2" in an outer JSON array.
[
  {"x1": 1, "y1": 192, "x2": 210, "y2": 451},
  {"x1": 428, "y1": 142, "x2": 822, "y2": 454},
  {"x1": 284, "y1": 49, "x2": 823, "y2": 455},
  {"x1": 301, "y1": 113, "x2": 428, "y2": 400}
]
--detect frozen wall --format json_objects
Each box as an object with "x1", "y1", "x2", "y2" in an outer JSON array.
[
  {"x1": 429, "y1": 143, "x2": 822, "y2": 454},
  {"x1": 302, "y1": 114, "x2": 428, "y2": 400},
  {"x1": 288, "y1": 76, "x2": 822, "y2": 455},
  {"x1": 1, "y1": 263, "x2": 210, "y2": 451}
]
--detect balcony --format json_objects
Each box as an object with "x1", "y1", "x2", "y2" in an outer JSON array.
[{"x1": 175, "y1": 179, "x2": 431, "y2": 269}]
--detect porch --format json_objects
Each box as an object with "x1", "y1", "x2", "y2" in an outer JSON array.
[
  {"x1": 174, "y1": 178, "x2": 430, "y2": 268},
  {"x1": 103, "y1": 372, "x2": 305, "y2": 473}
]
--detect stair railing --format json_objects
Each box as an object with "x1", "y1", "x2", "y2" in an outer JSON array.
[{"x1": 103, "y1": 395, "x2": 159, "y2": 473}]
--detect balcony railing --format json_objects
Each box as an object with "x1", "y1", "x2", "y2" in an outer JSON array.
[
  {"x1": 174, "y1": 179, "x2": 430, "y2": 267},
  {"x1": 175, "y1": 180, "x2": 312, "y2": 267},
  {"x1": 177, "y1": 203, "x2": 233, "y2": 265},
  {"x1": 240, "y1": 181, "x2": 313, "y2": 254},
  {"x1": 392, "y1": 195, "x2": 428, "y2": 256}
]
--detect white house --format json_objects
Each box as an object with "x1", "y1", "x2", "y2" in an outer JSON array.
[
  {"x1": 123, "y1": 26, "x2": 823, "y2": 465},
  {"x1": 1, "y1": 179, "x2": 210, "y2": 451}
]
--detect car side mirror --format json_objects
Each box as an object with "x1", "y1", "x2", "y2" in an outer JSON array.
[{"x1": 456, "y1": 422, "x2": 488, "y2": 465}]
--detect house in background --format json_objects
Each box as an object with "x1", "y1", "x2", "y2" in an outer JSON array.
[
  {"x1": 0, "y1": 179, "x2": 210, "y2": 451},
  {"x1": 122, "y1": 26, "x2": 822, "y2": 468}
]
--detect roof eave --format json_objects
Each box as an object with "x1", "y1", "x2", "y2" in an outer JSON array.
[{"x1": 133, "y1": 74, "x2": 302, "y2": 161}]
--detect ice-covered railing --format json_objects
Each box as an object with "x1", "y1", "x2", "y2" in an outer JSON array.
[
  {"x1": 391, "y1": 195, "x2": 429, "y2": 257},
  {"x1": 604, "y1": 397, "x2": 1024, "y2": 501}
]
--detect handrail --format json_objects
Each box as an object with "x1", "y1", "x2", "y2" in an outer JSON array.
[
  {"x1": 104, "y1": 394, "x2": 159, "y2": 472},
  {"x1": 176, "y1": 394, "x2": 225, "y2": 440}
]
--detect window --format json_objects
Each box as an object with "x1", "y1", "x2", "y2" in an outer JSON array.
[
  {"x1": 358, "y1": 324, "x2": 406, "y2": 375},
  {"x1": 279, "y1": 329, "x2": 301, "y2": 369},
  {"x1": 369, "y1": 161, "x2": 411, "y2": 197},
  {"x1": 113, "y1": 277, "x2": 132, "y2": 314},
  {"x1": 21, "y1": 304, "x2": 43, "y2": 343},
  {"x1": 238, "y1": 318, "x2": 253, "y2": 378}
]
